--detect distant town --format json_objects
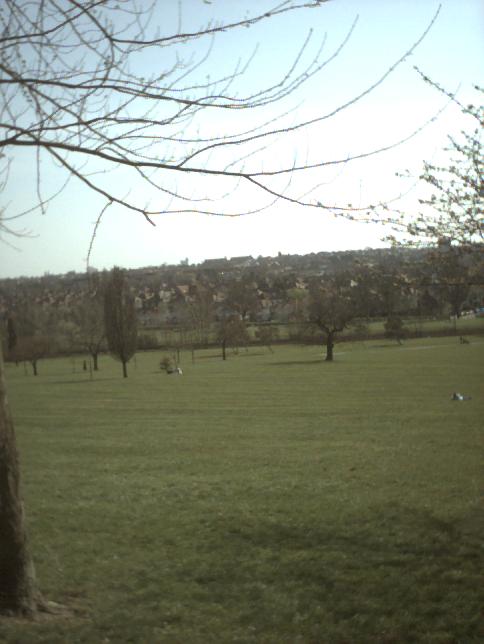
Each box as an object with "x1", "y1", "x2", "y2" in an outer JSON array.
[{"x1": 1, "y1": 246, "x2": 483, "y2": 329}]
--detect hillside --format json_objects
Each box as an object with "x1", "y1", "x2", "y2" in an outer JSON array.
[{"x1": 1, "y1": 246, "x2": 483, "y2": 329}]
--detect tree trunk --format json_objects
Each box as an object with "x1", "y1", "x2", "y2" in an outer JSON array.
[
  {"x1": 31, "y1": 361, "x2": 38, "y2": 376},
  {"x1": 0, "y1": 346, "x2": 38, "y2": 615},
  {"x1": 92, "y1": 353, "x2": 98, "y2": 371},
  {"x1": 122, "y1": 360, "x2": 128, "y2": 378},
  {"x1": 325, "y1": 332, "x2": 335, "y2": 362},
  {"x1": 222, "y1": 339, "x2": 226, "y2": 361}
]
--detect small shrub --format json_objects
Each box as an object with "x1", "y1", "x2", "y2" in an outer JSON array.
[{"x1": 159, "y1": 355, "x2": 174, "y2": 372}]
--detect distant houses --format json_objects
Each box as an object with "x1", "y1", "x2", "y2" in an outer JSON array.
[{"x1": 2, "y1": 246, "x2": 483, "y2": 329}]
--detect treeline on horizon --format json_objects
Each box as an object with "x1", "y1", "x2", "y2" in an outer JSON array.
[{"x1": 1, "y1": 242, "x2": 483, "y2": 373}]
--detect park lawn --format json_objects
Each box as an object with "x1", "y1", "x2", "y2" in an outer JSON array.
[
  {"x1": 352, "y1": 316, "x2": 484, "y2": 338},
  {"x1": 140, "y1": 316, "x2": 484, "y2": 347},
  {"x1": 1, "y1": 337, "x2": 483, "y2": 643}
]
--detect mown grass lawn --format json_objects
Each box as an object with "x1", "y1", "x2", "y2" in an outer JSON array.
[{"x1": 1, "y1": 337, "x2": 483, "y2": 643}]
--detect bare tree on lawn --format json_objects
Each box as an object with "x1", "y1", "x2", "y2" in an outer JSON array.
[
  {"x1": 13, "y1": 335, "x2": 50, "y2": 376},
  {"x1": 307, "y1": 272, "x2": 357, "y2": 361},
  {"x1": 217, "y1": 316, "x2": 250, "y2": 361},
  {"x1": 0, "y1": 0, "x2": 442, "y2": 616},
  {"x1": 11, "y1": 304, "x2": 54, "y2": 376},
  {"x1": 70, "y1": 279, "x2": 106, "y2": 371}
]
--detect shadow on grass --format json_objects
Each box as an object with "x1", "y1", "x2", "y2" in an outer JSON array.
[
  {"x1": 45, "y1": 378, "x2": 119, "y2": 385},
  {"x1": 225, "y1": 505, "x2": 472, "y2": 555},
  {"x1": 235, "y1": 351, "x2": 266, "y2": 358},
  {"x1": 192, "y1": 353, "x2": 223, "y2": 360},
  {"x1": 269, "y1": 359, "x2": 323, "y2": 367},
  {"x1": 189, "y1": 503, "x2": 483, "y2": 641},
  {"x1": 372, "y1": 343, "x2": 403, "y2": 349}
]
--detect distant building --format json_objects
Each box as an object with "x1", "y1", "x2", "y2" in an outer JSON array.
[
  {"x1": 202, "y1": 258, "x2": 228, "y2": 270},
  {"x1": 229, "y1": 256, "x2": 254, "y2": 269}
]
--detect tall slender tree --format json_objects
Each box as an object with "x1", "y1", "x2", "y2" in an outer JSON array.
[
  {"x1": 104, "y1": 267, "x2": 137, "y2": 378},
  {"x1": 104, "y1": 268, "x2": 137, "y2": 379}
]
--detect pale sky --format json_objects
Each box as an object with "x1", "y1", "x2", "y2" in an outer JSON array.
[{"x1": 1, "y1": 0, "x2": 483, "y2": 278}]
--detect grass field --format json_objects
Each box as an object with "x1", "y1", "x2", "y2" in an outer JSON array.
[{"x1": 1, "y1": 337, "x2": 483, "y2": 643}]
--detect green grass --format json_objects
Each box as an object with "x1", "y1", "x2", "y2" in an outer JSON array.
[
  {"x1": 348, "y1": 316, "x2": 484, "y2": 338},
  {"x1": 1, "y1": 337, "x2": 483, "y2": 643}
]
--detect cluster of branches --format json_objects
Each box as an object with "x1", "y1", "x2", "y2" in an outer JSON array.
[
  {"x1": 0, "y1": 0, "x2": 444, "y2": 251},
  {"x1": 387, "y1": 74, "x2": 483, "y2": 247}
]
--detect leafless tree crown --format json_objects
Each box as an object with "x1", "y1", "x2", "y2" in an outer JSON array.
[{"x1": 0, "y1": 0, "x2": 442, "y2": 249}]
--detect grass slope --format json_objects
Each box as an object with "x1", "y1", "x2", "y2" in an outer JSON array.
[{"x1": 1, "y1": 337, "x2": 483, "y2": 643}]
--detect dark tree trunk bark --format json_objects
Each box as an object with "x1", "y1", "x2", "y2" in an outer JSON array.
[
  {"x1": 222, "y1": 339, "x2": 226, "y2": 361},
  {"x1": 325, "y1": 332, "x2": 335, "y2": 362},
  {"x1": 31, "y1": 361, "x2": 38, "y2": 376},
  {"x1": 92, "y1": 353, "x2": 98, "y2": 371},
  {"x1": 122, "y1": 360, "x2": 128, "y2": 378},
  {"x1": 0, "y1": 347, "x2": 38, "y2": 615}
]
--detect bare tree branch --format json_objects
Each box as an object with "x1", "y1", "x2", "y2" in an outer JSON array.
[{"x1": 0, "y1": 1, "x2": 443, "y2": 246}]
